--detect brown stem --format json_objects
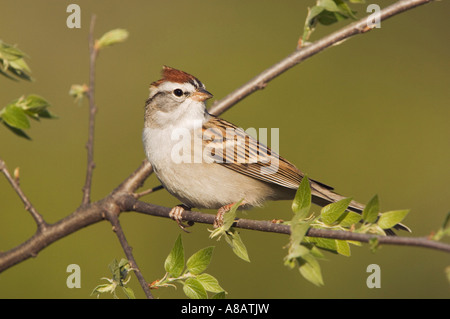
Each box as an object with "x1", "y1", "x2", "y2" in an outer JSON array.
[
  {"x1": 0, "y1": 158, "x2": 48, "y2": 231},
  {"x1": 81, "y1": 14, "x2": 98, "y2": 206},
  {"x1": 125, "y1": 198, "x2": 450, "y2": 254},
  {"x1": 105, "y1": 204, "x2": 153, "y2": 299},
  {"x1": 208, "y1": 0, "x2": 434, "y2": 117}
]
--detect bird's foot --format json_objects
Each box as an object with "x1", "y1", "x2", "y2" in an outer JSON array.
[
  {"x1": 169, "y1": 204, "x2": 194, "y2": 232},
  {"x1": 213, "y1": 203, "x2": 239, "y2": 228}
]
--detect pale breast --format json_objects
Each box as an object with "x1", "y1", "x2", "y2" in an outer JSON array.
[{"x1": 142, "y1": 126, "x2": 293, "y2": 209}]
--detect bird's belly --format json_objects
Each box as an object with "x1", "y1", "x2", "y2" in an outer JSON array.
[{"x1": 153, "y1": 161, "x2": 288, "y2": 209}]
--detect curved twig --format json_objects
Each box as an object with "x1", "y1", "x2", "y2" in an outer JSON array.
[
  {"x1": 208, "y1": 0, "x2": 434, "y2": 116},
  {"x1": 0, "y1": 158, "x2": 48, "y2": 231}
]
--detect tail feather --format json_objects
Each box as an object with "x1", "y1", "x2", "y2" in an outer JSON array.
[{"x1": 310, "y1": 182, "x2": 411, "y2": 235}]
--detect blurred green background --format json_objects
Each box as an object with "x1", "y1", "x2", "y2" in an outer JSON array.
[{"x1": 0, "y1": 0, "x2": 449, "y2": 299}]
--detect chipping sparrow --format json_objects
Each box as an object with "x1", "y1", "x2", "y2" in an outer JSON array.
[{"x1": 142, "y1": 66, "x2": 409, "y2": 233}]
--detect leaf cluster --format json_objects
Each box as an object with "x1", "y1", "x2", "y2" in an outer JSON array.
[
  {"x1": 0, "y1": 95, "x2": 56, "y2": 139},
  {"x1": 302, "y1": 0, "x2": 364, "y2": 44},
  {"x1": 1, "y1": 40, "x2": 56, "y2": 139},
  {"x1": 284, "y1": 176, "x2": 410, "y2": 286},
  {"x1": 209, "y1": 199, "x2": 250, "y2": 262},
  {"x1": 91, "y1": 258, "x2": 136, "y2": 299},
  {"x1": 0, "y1": 40, "x2": 32, "y2": 81},
  {"x1": 150, "y1": 235, "x2": 226, "y2": 299}
]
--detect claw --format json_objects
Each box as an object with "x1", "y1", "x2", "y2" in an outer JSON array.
[
  {"x1": 169, "y1": 205, "x2": 193, "y2": 232},
  {"x1": 213, "y1": 203, "x2": 238, "y2": 228}
]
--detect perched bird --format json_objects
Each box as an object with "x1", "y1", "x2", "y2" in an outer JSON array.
[{"x1": 142, "y1": 66, "x2": 409, "y2": 234}]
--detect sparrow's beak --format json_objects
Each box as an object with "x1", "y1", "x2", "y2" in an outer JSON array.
[{"x1": 191, "y1": 88, "x2": 213, "y2": 102}]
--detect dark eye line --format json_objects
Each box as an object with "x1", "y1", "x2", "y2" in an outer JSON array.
[{"x1": 172, "y1": 88, "x2": 193, "y2": 98}]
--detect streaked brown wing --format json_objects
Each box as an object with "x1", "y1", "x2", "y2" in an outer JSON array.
[{"x1": 202, "y1": 116, "x2": 306, "y2": 190}]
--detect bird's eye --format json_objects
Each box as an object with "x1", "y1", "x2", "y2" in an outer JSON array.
[{"x1": 173, "y1": 89, "x2": 183, "y2": 97}]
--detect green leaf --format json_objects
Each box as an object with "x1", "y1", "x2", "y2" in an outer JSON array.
[
  {"x1": 209, "y1": 200, "x2": 242, "y2": 240},
  {"x1": 290, "y1": 221, "x2": 312, "y2": 250},
  {"x1": 369, "y1": 237, "x2": 380, "y2": 253},
  {"x1": 186, "y1": 246, "x2": 214, "y2": 275},
  {"x1": 335, "y1": 0, "x2": 357, "y2": 19},
  {"x1": 0, "y1": 40, "x2": 32, "y2": 81},
  {"x1": 309, "y1": 245, "x2": 326, "y2": 259},
  {"x1": 108, "y1": 259, "x2": 120, "y2": 281},
  {"x1": 338, "y1": 211, "x2": 362, "y2": 228},
  {"x1": 22, "y1": 94, "x2": 50, "y2": 111},
  {"x1": 320, "y1": 197, "x2": 352, "y2": 225},
  {"x1": 292, "y1": 176, "x2": 311, "y2": 218},
  {"x1": 197, "y1": 273, "x2": 225, "y2": 293},
  {"x1": 298, "y1": 254, "x2": 324, "y2": 287},
  {"x1": 318, "y1": 0, "x2": 340, "y2": 12},
  {"x1": 223, "y1": 200, "x2": 242, "y2": 231},
  {"x1": 183, "y1": 277, "x2": 208, "y2": 299},
  {"x1": 306, "y1": 237, "x2": 337, "y2": 253},
  {"x1": 96, "y1": 29, "x2": 129, "y2": 49},
  {"x1": 224, "y1": 229, "x2": 250, "y2": 262},
  {"x1": 9, "y1": 58, "x2": 31, "y2": 74},
  {"x1": 377, "y1": 210, "x2": 409, "y2": 229},
  {"x1": 1, "y1": 104, "x2": 30, "y2": 129},
  {"x1": 307, "y1": 5, "x2": 326, "y2": 23},
  {"x1": 336, "y1": 240, "x2": 351, "y2": 257},
  {"x1": 164, "y1": 235, "x2": 185, "y2": 277},
  {"x1": 362, "y1": 195, "x2": 379, "y2": 223},
  {"x1": 121, "y1": 286, "x2": 136, "y2": 299},
  {"x1": 91, "y1": 283, "x2": 115, "y2": 297},
  {"x1": 35, "y1": 108, "x2": 58, "y2": 119},
  {"x1": 285, "y1": 242, "x2": 311, "y2": 264}
]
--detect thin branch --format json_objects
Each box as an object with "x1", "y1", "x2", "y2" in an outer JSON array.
[
  {"x1": 81, "y1": 14, "x2": 99, "y2": 206},
  {"x1": 113, "y1": 159, "x2": 154, "y2": 195},
  {"x1": 0, "y1": 159, "x2": 153, "y2": 273},
  {"x1": 0, "y1": 199, "x2": 105, "y2": 273},
  {"x1": 78, "y1": 17, "x2": 153, "y2": 298},
  {"x1": 208, "y1": 0, "x2": 434, "y2": 117},
  {"x1": 104, "y1": 204, "x2": 153, "y2": 299},
  {"x1": 0, "y1": 158, "x2": 48, "y2": 231},
  {"x1": 125, "y1": 198, "x2": 450, "y2": 254}
]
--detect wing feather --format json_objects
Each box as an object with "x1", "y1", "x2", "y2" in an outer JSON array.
[{"x1": 202, "y1": 116, "x2": 316, "y2": 190}]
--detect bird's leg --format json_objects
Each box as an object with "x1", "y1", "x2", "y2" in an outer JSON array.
[
  {"x1": 213, "y1": 202, "x2": 239, "y2": 228},
  {"x1": 169, "y1": 204, "x2": 194, "y2": 232}
]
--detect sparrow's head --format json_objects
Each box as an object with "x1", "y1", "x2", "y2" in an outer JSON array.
[{"x1": 145, "y1": 66, "x2": 213, "y2": 128}]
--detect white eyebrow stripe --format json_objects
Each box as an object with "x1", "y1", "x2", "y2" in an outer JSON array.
[{"x1": 158, "y1": 81, "x2": 196, "y2": 93}]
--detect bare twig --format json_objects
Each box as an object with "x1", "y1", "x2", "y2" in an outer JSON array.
[
  {"x1": 125, "y1": 198, "x2": 450, "y2": 254},
  {"x1": 81, "y1": 15, "x2": 99, "y2": 206},
  {"x1": 0, "y1": 158, "x2": 48, "y2": 231},
  {"x1": 208, "y1": 0, "x2": 434, "y2": 116},
  {"x1": 79, "y1": 17, "x2": 153, "y2": 298},
  {"x1": 104, "y1": 204, "x2": 153, "y2": 299}
]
